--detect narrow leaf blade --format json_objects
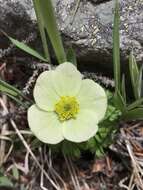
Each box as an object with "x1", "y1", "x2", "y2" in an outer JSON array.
[
  {"x1": 129, "y1": 51, "x2": 139, "y2": 99},
  {"x1": 8, "y1": 36, "x2": 48, "y2": 62},
  {"x1": 67, "y1": 47, "x2": 77, "y2": 67},
  {"x1": 121, "y1": 74, "x2": 126, "y2": 104},
  {"x1": 39, "y1": 0, "x2": 67, "y2": 64},
  {"x1": 113, "y1": 0, "x2": 121, "y2": 93},
  {"x1": 0, "y1": 79, "x2": 21, "y2": 96},
  {"x1": 124, "y1": 108, "x2": 143, "y2": 120},
  {"x1": 32, "y1": 0, "x2": 50, "y2": 61},
  {"x1": 127, "y1": 98, "x2": 143, "y2": 111},
  {"x1": 114, "y1": 90, "x2": 126, "y2": 113}
]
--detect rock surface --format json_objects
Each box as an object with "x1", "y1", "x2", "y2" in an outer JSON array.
[{"x1": 0, "y1": 0, "x2": 143, "y2": 71}]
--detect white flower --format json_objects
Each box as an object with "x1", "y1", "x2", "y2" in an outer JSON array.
[{"x1": 28, "y1": 62, "x2": 107, "y2": 144}]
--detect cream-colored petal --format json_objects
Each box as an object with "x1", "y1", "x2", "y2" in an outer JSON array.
[
  {"x1": 62, "y1": 109, "x2": 98, "y2": 143},
  {"x1": 77, "y1": 79, "x2": 107, "y2": 121},
  {"x1": 53, "y1": 62, "x2": 82, "y2": 96},
  {"x1": 33, "y1": 71, "x2": 59, "y2": 111},
  {"x1": 28, "y1": 105, "x2": 64, "y2": 144}
]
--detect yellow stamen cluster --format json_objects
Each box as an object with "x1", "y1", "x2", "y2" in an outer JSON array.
[{"x1": 55, "y1": 96, "x2": 79, "y2": 121}]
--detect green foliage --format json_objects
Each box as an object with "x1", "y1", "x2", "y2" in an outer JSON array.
[
  {"x1": 32, "y1": 0, "x2": 50, "y2": 60},
  {"x1": 12, "y1": 166, "x2": 19, "y2": 180},
  {"x1": 62, "y1": 141, "x2": 85, "y2": 158},
  {"x1": 0, "y1": 79, "x2": 30, "y2": 108},
  {"x1": 124, "y1": 108, "x2": 143, "y2": 120},
  {"x1": 4, "y1": 0, "x2": 67, "y2": 64},
  {"x1": 33, "y1": 0, "x2": 67, "y2": 64},
  {"x1": 88, "y1": 98, "x2": 121, "y2": 157},
  {"x1": 1, "y1": 0, "x2": 142, "y2": 160},
  {"x1": 129, "y1": 51, "x2": 143, "y2": 100},
  {"x1": 0, "y1": 79, "x2": 21, "y2": 96},
  {"x1": 67, "y1": 47, "x2": 77, "y2": 67},
  {"x1": 127, "y1": 98, "x2": 143, "y2": 111},
  {"x1": 48, "y1": 91, "x2": 121, "y2": 158},
  {"x1": 0, "y1": 176, "x2": 13, "y2": 187},
  {"x1": 7, "y1": 35, "x2": 48, "y2": 62},
  {"x1": 113, "y1": 0, "x2": 120, "y2": 94},
  {"x1": 112, "y1": 0, "x2": 143, "y2": 120}
]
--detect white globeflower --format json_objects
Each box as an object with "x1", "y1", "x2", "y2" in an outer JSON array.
[{"x1": 28, "y1": 62, "x2": 107, "y2": 144}]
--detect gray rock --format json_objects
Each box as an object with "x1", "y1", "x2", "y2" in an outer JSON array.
[
  {"x1": 54, "y1": 0, "x2": 143, "y2": 71},
  {"x1": 0, "y1": 0, "x2": 143, "y2": 71}
]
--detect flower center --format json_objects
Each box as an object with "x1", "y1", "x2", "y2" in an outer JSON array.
[{"x1": 55, "y1": 96, "x2": 79, "y2": 121}]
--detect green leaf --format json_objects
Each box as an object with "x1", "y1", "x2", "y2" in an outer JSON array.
[
  {"x1": 124, "y1": 108, "x2": 143, "y2": 120},
  {"x1": 32, "y1": 0, "x2": 50, "y2": 61},
  {"x1": 121, "y1": 74, "x2": 126, "y2": 104},
  {"x1": 0, "y1": 79, "x2": 21, "y2": 96},
  {"x1": 138, "y1": 65, "x2": 143, "y2": 98},
  {"x1": 5, "y1": 93, "x2": 29, "y2": 108},
  {"x1": 114, "y1": 90, "x2": 126, "y2": 113},
  {"x1": 127, "y1": 98, "x2": 143, "y2": 111},
  {"x1": 38, "y1": 0, "x2": 67, "y2": 64},
  {"x1": 12, "y1": 165, "x2": 19, "y2": 180},
  {"x1": 8, "y1": 36, "x2": 48, "y2": 62},
  {"x1": 129, "y1": 51, "x2": 140, "y2": 99},
  {"x1": 113, "y1": 0, "x2": 121, "y2": 93},
  {"x1": 62, "y1": 141, "x2": 81, "y2": 158},
  {"x1": 0, "y1": 79, "x2": 30, "y2": 108},
  {"x1": 87, "y1": 118, "x2": 118, "y2": 157},
  {"x1": 0, "y1": 176, "x2": 13, "y2": 187},
  {"x1": 67, "y1": 47, "x2": 77, "y2": 67}
]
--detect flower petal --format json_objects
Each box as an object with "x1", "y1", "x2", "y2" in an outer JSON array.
[
  {"x1": 34, "y1": 71, "x2": 59, "y2": 111},
  {"x1": 77, "y1": 79, "x2": 107, "y2": 121},
  {"x1": 53, "y1": 62, "x2": 82, "y2": 96},
  {"x1": 28, "y1": 105, "x2": 64, "y2": 144},
  {"x1": 62, "y1": 109, "x2": 98, "y2": 143}
]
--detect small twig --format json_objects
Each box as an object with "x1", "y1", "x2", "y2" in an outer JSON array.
[
  {"x1": 0, "y1": 67, "x2": 8, "y2": 166},
  {"x1": 46, "y1": 148, "x2": 68, "y2": 190},
  {"x1": 0, "y1": 98, "x2": 60, "y2": 190},
  {"x1": 63, "y1": 154, "x2": 81, "y2": 190},
  {"x1": 119, "y1": 176, "x2": 129, "y2": 190},
  {"x1": 121, "y1": 129, "x2": 143, "y2": 190}
]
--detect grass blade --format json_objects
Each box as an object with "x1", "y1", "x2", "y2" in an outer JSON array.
[
  {"x1": 121, "y1": 74, "x2": 126, "y2": 104},
  {"x1": 114, "y1": 90, "x2": 126, "y2": 113},
  {"x1": 113, "y1": 0, "x2": 120, "y2": 93},
  {"x1": 127, "y1": 98, "x2": 143, "y2": 111},
  {"x1": 39, "y1": 0, "x2": 67, "y2": 64},
  {"x1": 138, "y1": 65, "x2": 143, "y2": 98},
  {"x1": 0, "y1": 80, "x2": 31, "y2": 108},
  {"x1": 124, "y1": 108, "x2": 143, "y2": 120},
  {"x1": 5, "y1": 93, "x2": 28, "y2": 108},
  {"x1": 0, "y1": 79, "x2": 22, "y2": 96},
  {"x1": 32, "y1": 0, "x2": 50, "y2": 61},
  {"x1": 67, "y1": 47, "x2": 77, "y2": 67},
  {"x1": 129, "y1": 51, "x2": 139, "y2": 99},
  {"x1": 8, "y1": 36, "x2": 48, "y2": 62}
]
